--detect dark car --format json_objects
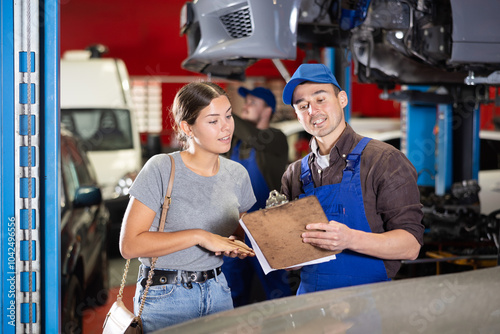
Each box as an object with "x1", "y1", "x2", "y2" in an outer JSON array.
[{"x1": 60, "y1": 129, "x2": 110, "y2": 333}]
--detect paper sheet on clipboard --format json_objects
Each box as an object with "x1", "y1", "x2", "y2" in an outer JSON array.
[{"x1": 239, "y1": 196, "x2": 338, "y2": 275}]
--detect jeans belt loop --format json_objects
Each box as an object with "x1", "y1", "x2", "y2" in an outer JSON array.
[
  {"x1": 181, "y1": 272, "x2": 193, "y2": 289},
  {"x1": 213, "y1": 268, "x2": 219, "y2": 282},
  {"x1": 176, "y1": 270, "x2": 182, "y2": 286}
]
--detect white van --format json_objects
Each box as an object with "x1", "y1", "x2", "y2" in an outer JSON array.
[
  {"x1": 60, "y1": 50, "x2": 142, "y2": 200},
  {"x1": 61, "y1": 50, "x2": 143, "y2": 254}
]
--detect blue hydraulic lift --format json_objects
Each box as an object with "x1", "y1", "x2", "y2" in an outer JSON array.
[
  {"x1": 324, "y1": 47, "x2": 352, "y2": 122},
  {"x1": 379, "y1": 84, "x2": 480, "y2": 196},
  {"x1": 1, "y1": 0, "x2": 59, "y2": 332}
]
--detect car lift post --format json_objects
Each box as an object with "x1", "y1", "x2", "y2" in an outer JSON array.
[
  {"x1": 1, "y1": 0, "x2": 59, "y2": 333},
  {"x1": 403, "y1": 86, "x2": 438, "y2": 188},
  {"x1": 324, "y1": 47, "x2": 352, "y2": 122},
  {"x1": 398, "y1": 86, "x2": 480, "y2": 194},
  {"x1": 435, "y1": 103, "x2": 453, "y2": 195}
]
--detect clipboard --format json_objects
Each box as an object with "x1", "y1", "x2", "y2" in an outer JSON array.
[{"x1": 240, "y1": 195, "x2": 338, "y2": 274}]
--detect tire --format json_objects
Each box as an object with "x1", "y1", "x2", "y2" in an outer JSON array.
[
  {"x1": 87, "y1": 246, "x2": 110, "y2": 307},
  {"x1": 62, "y1": 275, "x2": 84, "y2": 334}
]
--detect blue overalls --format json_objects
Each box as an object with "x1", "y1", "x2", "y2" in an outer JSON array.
[
  {"x1": 297, "y1": 137, "x2": 390, "y2": 294},
  {"x1": 231, "y1": 141, "x2": 270, "y2": 212},
  {"x1": 222, "y1": 141, "x2": 292, "y2": 306}
]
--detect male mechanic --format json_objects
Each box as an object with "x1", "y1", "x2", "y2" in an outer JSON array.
[
  {"x1": 280, "y1": 63, "x2": 424, "y2": 294},
  {"x1": 223, "y1": 86, "x2": 292, "y2": 306}
]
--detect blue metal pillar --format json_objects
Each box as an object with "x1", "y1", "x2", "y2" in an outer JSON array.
[
  {"x1": 1, "y1": 1, "x2": 17, "y2": 333},
  {"x1": 402, "y1": 87, "x2": 479, "y2": 196},
  {"x1": 1, "y1": 0, "x2": 59, "y2": 333},
  {"x1": 14, "y1": 1, "x2": 41, "y2": 332},
  {"x1": 41, "y1": 1, "x2": 60, "y2": 332},
  {"x1": 403, "y1": 87, "x2": 437, "y2": 187},
  {"x1": 436, "y1": 104, "x2": 453, "y2": 195},
  {"x1": 324, "y1": 47, "x2": 352, "y2": 122}
]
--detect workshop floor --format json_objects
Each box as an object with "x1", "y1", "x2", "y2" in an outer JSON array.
[{"x1": 82, "y1": 257, "x2": 140, "y2": 334}]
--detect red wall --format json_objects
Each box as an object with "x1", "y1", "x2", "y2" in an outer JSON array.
[
  {"x1": 61, "y1": 0, "x2": 190, "y2": 77},
  {"x1": 60, "y1": 0, "x2": 310, "y2": 146},
  {"x1": 350, "y1": 75, "x2": 401, "y2": 118},
  {"x1": 60, "y1": 0, "x2": 305, "y2": 78},
  {"x1": 59, "y1": 0, "x2": 411, "y2": 145}
]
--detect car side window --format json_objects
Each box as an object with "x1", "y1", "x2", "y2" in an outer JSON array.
[
  {"x1": 61, "y1": 145, "x2": 77, "y2": 204},
  {"x1": 480, "y1": 138, "x2": 500, "y2": 171},
  {"x1": 67, "y1": 138, "x2": 94, "y2": 186},
  {"x1": 61, "y1": 135, "x2": 95, "y2": 205}
]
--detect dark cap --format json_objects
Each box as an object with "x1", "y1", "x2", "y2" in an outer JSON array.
[
  {"x1": 282, "y1": 63, "x2": 342, "y2": 105},
  {"x1": 238, "y1": 87, "x2": 276, "y2": 113}
]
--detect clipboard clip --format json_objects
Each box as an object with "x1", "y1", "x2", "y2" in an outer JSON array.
[{"x1": 265, "y1": 190, "x2": 289, "y2": 208}]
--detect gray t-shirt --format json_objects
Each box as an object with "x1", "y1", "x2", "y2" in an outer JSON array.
[{"x1": 129, "y1": 151, "x2": 256, "y2": 271}]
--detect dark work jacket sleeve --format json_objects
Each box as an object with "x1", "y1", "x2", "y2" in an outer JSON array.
[{"x1": 229, "y1": 114, "x2": 289, "y2": 192}]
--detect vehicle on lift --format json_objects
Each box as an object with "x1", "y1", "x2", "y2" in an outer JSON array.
[
  {"x1": 60, "y1": 47, "x2": 143, "y2": 256},
  {"x1": 180, "y1": 0, "x2": 500, "y2": 251},
  {"x1": 180, "y1": 0, "x2": 500, "y2": 86},
  {"x1": 60, "y1": 129, "x2": 110, "y2": 333}
]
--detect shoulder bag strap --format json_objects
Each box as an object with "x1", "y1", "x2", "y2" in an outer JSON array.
[
  {"x1": 117, "y1": 155, "x2": 176, "y2": 318},
  {"x1": 138, "y1": 155, "x2": 175, "y2": 317}
]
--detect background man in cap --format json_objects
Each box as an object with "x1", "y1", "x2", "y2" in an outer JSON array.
[
  {"x1": 281, "y1": 63, "x2": 424, "y2": 294},
  {"x1": 222, "y1": 86, "x2": 292, "y2": 306}
]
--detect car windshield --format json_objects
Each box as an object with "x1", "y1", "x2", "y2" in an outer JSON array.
[{"x1": 61, "y1": 108, "x2": 134, "y2": 151}]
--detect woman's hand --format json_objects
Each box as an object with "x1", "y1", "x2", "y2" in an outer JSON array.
[
  {"x1": 198, "y1": 232, "x2": 255, "y2": 258},
  {"x1": 223, "y1": 236, "x2": 256, "y2": 259}
]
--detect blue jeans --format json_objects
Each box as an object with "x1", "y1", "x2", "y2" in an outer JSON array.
[
  {"x1": 134, "y1": 266, "x2": 233, "y2": 333},
  {"x1": 222, "y1": 235, "x2": 292, "y2": 307}
]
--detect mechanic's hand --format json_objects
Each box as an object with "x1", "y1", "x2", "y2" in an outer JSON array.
[{"x1": 301, "y1": 220, "x2": 353, "y2": 252}]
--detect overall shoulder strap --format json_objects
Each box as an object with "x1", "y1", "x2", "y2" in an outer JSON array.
[
  {"x1": 344, "y1": 137, "x2": 371, "y2": 172},
  {"x1": 300, "y1": 153, "x2": 314, "y2": 193}
]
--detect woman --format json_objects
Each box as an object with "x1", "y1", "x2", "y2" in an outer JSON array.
[{"x1": 120, "y1": 81, "x2": 256, "y2": 332}]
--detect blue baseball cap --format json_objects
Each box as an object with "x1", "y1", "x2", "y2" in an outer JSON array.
[
  {"x1": 282, "y1": 63, "x2": 342, "y2": 105},
  {"x1": 238, "y1": 86, "x2": 276, "y2": 113}
]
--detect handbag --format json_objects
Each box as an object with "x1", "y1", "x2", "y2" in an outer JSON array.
[{"x1": 103, "y1": 155, "x2": 175, "y2": 334}]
